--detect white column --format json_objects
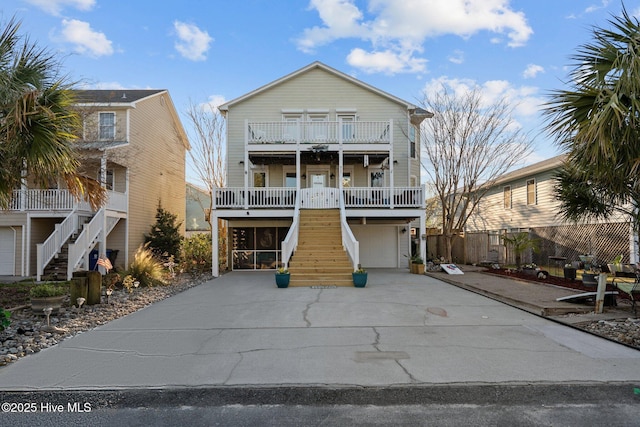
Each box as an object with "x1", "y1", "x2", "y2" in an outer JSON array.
[
  {"x1": 212, "y1": 214, "x2": 219, "y2": 277},
  {"x1": 420, "y1": 211, "x2": 427, "y2": 262},
  {"x1": 629, "y1": 222, "x2": 638, "y2": 264},
  {"x1": 99, "y1": 154, "x2": 107, "y2": 273}
]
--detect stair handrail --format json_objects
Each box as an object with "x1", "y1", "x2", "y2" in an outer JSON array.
[
  {"x1": 66, "y1": 208, "x2": 105, "y2": 280},
  {"x1": 339, "y1": 192, "x2": 359, "y2": 271},
  {"x1": 36, "y1": 207, "x2": 79, "y2": 281},
  {"x1": 281, "y1": 193, "x2": 301, "y2": 269}
]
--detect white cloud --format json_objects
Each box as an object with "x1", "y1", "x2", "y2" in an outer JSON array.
[
  {"x1": 200, "y1": 94, "x2": 226, "y2": 113},
  {"x1": 173, "y1": 21, "x2": 213, "y2": 61},
  {"x1": 523, "y1": 64, "x2": 544, "y2": 79},
  {"x1": 25, "y1": 0, "x2": 95, "y2": 16},
  {"x1": 77, "y1": 81, "x2": 127, "y2": 90},
  {"x1": 347, "y1": 48, "x2": 426, "y2": 74},
  {"x1": 448, "y1": 49, "x2": 464, "y2": 64},
  {"x1": 584, "y1": 0, "x2": 611, "y2": 14},
  {"x1": 297, "y1": 0, "x2": 533, "y2": 74},
  {"x1": 61, "y1": 19, "x2": 113, "y2": 57},
  {"x1": 423, "y1": 76, "x2": 544, "y2": 118}
]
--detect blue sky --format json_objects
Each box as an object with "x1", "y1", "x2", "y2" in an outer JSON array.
[{"x1": 4, "y1": 0, "x2": 638, "y2": 181}]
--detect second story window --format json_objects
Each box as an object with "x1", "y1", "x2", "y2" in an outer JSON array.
[
  {"x1": 526, "y1": 179, "x2": 536, "y2": 205},
  {"x1": 503, "y1": 186, "x2": 511, "y2": 209},
  {"x1": 409, "y1": 125, "x2": 417, "y2": 158},
  {"x1": 99, "y1": 112, "x2": 115, "y2": 140}
]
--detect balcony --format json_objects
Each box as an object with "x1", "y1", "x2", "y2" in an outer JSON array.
[
  {"x1": 247, "y1": 120, "x2": 391, "y2": 145},
  {"x1": 213, "y1": 186, "x2": 424, "y2": 210},
  {"x1": 8, "y1": 189, "x2": 127, "y2": 213}
]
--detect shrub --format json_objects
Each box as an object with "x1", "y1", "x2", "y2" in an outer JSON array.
[
  {"x1": 29, "y1": 283, "x2": 68, "y2": 298},
  {"x1": 181, "y1": 233, "x2": 212, "y2": 276},
  {"x1": 144, "y1": 206, "x2": 183, "y2": 262},
  {"x1": 127, "y1": 245, "x2": 166, "y2": 287},
  {"x1": 0, "y1": 308, "x2": 10, "y2": 331}
]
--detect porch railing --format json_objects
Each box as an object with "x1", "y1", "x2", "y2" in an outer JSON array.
[
  {"x1": 281, "y1": 197, "x2": 301, "y2": 269},
  {"x1": 213, "y1": 187, "x2": 296, "y2": 209},
  {"x1": 67, "y1": 208, "x2": 105, "y2": 280},
  {"x1": 247, "y1": 120, "x2": 391, "y2": 145},
  {"x1": 339, "y1": 193, "x2": 359, "y2": 271},
  {"x1": 36, "y1": 208, "x2": 80, "y2": 281},
  {"x1": 8, "y1": 189, "x2": 127, "y2": 212},
  {"x1": 299, "y1": 188, "x2": 340, "y2": 209},
  {"x1": 213, "y1": 186, "x2": 424, "y2": 209}
]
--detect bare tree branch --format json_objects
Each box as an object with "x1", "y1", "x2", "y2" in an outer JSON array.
[{"x1": 421, "y1": 84, "x2": 534, "y2": 262}]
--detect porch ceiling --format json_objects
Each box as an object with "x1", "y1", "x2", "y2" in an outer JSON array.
[{"x1": 248, "y1": 152, "x2": 389, "y2": 166}]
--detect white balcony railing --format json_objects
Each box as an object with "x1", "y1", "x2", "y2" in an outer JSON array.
[
  {"x1": 8, "y1": 189, "x2": 127, "y2": 213},
  {"x1": 339, "y1": 192, "x2": 359, "y2": 271},
  {"x1": 247, "y1": 120, "x2": 391, "y2": 145},
  {"x1": 213, "y1": 186, "x2": 424, "y2": 209}
]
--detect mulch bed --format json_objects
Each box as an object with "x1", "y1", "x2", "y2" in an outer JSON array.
[{"x1": 485, "y1": 268, "x2": 617, "y2": 293}]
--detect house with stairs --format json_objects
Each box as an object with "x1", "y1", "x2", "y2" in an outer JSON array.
[
  {"x1": 213, "y1": 62, "x2": 432, "y2": 285},
  {"x1": 0, "y1": 90, "x2": 189, "y2": 280}
]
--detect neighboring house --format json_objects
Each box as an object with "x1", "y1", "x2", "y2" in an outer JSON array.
[
  {"x1": 0, "y1": 89, "x2": 189, "y2": 279},
  {"x1": 214, "y1": 62, "x2": 432, "y2": 284},
  {"x1": 186, "y1": 182, "x2": 211, "y2": 236},
  {"x1": 464, "y1": 154, "x2": 635, "y2": 266}
]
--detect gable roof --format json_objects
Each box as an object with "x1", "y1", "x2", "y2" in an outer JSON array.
[
  {"x1": 492, "y1": 154, "x2": 566, "y2": 186},
  {"x1": 73, "y1": 89, "x2": 190, "y2": 150},
  {"x1": 218, "y1": 61, "x2": 421, "y2": 113},
  {"x1": 74, "y1": 89, "x2": 166, "y2": 105}
]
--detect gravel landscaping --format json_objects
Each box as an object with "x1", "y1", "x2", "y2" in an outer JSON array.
[{"x1": 0, "y1": 275, "x2": 210, "y2": 366}]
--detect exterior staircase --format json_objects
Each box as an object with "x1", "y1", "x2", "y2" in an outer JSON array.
[{"x1": 288, "y1": 209, "x2": 354, "y2": 287}]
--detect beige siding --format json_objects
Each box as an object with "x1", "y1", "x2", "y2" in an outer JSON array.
[
  {"x1": 467, "y1": 167, "x2": 628, "y2": 232},
  {"x1": 104, "y1": 93, "x2": 186, "y2": 267},
  {"x1": 226, "y1": 67, "x2": 411, "y2": 187}
]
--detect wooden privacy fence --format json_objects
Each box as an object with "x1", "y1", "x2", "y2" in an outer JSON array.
[{"x1": 427, "y1": 222, "x2": 632, "y2": 267}]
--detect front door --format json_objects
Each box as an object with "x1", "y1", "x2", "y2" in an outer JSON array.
[{"x1": 311, "y1": 173, "x2": 327, "y2": 188}]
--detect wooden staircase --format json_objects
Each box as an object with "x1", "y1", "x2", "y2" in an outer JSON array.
[{"x1": 288, "y1": 209, "x2": 354, "y2": 287}]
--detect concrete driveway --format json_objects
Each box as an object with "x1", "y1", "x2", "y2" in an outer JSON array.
[{"x1": 1, "y1": 269, "x2": 639, "y2": 391}]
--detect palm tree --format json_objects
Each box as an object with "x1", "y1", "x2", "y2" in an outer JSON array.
[
  {"x1": 0, "y1": 17, "x2": 104, "y2": 209},
  {"x1": 501, "y1": 232, "x2": 538, "y2": 269},
  {"x1": 543, "y1": 7, "x2": 640, "y2": 229}
]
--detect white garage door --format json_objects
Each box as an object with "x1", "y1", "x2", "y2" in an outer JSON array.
[
  {"x1": 0, "y1": 228, "x2": 15, "y2": 275},
  {"x1": 351, "y1": 226, "x2": 398, "y2": 268}
]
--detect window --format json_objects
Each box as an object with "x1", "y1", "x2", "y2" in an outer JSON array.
[
  {"x1": 99, "y1": 112, "x2": 115, "y2": 140},
  {"x1": 338, "y1": 115, "x2": 355, "y2": 142},
  {"x1": 370, "y1": 170, "x2": 385, "y2": 187},
  {"x1": 526, "y1": 179, "x2": 536, "y2": 205},
  {"x1": 342, "y1": 172, "x2": 352, "y2": 188},
  {"x1": 503, "y1": 186, "x2": 511, "y2": 209},
  {"x1": 285, "y1": 172, "x2": 297, "y2": 188},
  {"x1": 282, "y1": 114, "x2": 301, "y2": 141},
  {"x1": 307, "y1": 114, "x2": 328, "y2": 141},
  {"x1": 409, "y1": 125, "x2": 417, "y2": 158},
  {"x1": 253, "y1": 171, "x2": 266, "y2": 187}
]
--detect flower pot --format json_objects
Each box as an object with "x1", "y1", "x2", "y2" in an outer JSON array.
[
  {"x1": 352, "y1": 272, "x2": 368, "y2": 287},
  {"x1": 411, "y1": 263, "x2": 425, "y2": 274},
  {"x1": 275, "y1": 273, "x2": 290, "y2": 288},
  {"x1": 31, "y1": 295, "x2": 65, "y2": 315},
  {"x1": 563, "y1": 267, "x2": 576, "y2": 280},
  {"x1": 582, "y1": 273, "x2": 598, "y2": 287}
]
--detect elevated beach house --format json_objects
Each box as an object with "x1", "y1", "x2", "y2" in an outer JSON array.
[
  {"x1": 214, "y1": 62, "x2": 432, "y2": 285},
  {"x1": 0, "y1": 90, "x2": 189, "y2": 280}
]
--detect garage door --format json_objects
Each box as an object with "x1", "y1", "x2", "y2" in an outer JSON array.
[
  {"x1": 351, "y1": 226, "x2": 398, "y2": 268},
  {"x1": 0, "y1": 228, "x2": 15, "y2": 275}
]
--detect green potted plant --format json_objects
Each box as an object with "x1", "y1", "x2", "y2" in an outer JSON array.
[
  {"x1": 30, "y1": 282, "x2": 68, "y2": 314},
  {"x1": 275, "y1": 266, "x2": 290, "y2": 288},
  {"x1": 410, "y1": 256, "x2": 425, "y2": 274},
  {"x1": 352, "y1": 267, "x2": 368, "y2": 287}
]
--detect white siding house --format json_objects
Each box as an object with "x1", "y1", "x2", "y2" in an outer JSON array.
[
  {"x1": 214, "y1": 62, "x2": 432, "y2": 283},
  {"x1": 465, "y1": 155, "x2": 636, "y2": 267}
]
